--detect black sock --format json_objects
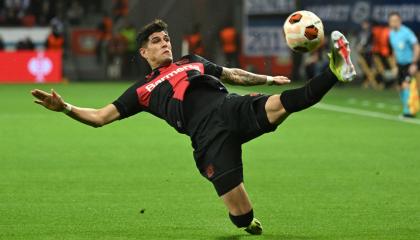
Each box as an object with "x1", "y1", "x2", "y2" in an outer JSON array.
[
  {"x1": 280, "y1": 68, "x2": 338, "y2": 113},
  {"x1": 229, "y1": 209, "x2": 254, "y2": 228}
]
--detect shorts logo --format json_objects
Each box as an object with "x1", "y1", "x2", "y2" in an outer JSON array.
[{"x1": 205, "y1": 164, "x2": 215, "y2": 178}]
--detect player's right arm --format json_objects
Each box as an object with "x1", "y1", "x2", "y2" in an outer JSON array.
[
  {"x1": 220, "y1": 67, "x2": 291, "y2": 86},
  {"x1": 31, "y1": 89, "x2": 120, "y2": 128}
]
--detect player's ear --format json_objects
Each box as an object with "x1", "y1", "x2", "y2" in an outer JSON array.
[{"x1": 139, "y1": 48, "x2": 147, "y2": 59}]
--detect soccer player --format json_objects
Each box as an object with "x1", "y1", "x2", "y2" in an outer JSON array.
[
  {"x1": 388, "y1": 12, "x2": 419, "y2": 117},
  {"x1": 31, "y1": 20, "x2": 356, "y2": 235}
]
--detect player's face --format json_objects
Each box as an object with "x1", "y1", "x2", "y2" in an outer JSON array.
[
  {"x1": 388, "y1": 15, "x2": 401, "y2": 30},
  {"x1": 141, "y1": 31, "x2": 173, "y2": 68}
]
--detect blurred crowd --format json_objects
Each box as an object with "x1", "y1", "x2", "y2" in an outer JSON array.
[
  {"x1": 355, "y1": 19, "x2": 419, "y2": 90},
  {"x1": 96, "y1": 13, "x2": 138, "y2": 79},
  {"x1": 356, "y1": 20, "x2": 398, "y2": 89},
  {"x1": 0, "y1": 0, "x2": 61, "y2": 27},
  {"x1": 0, "y1": 0, "x2": 106, "y2": 27},
  {"x1": 2, "y1": 0, "x2": 418, "y2": 92},
  {"x1": 0, "y1": 27, "x2": 64, "y2": 51},
  {"x1": 0, "y1": 0, "x2": 128, "y2": 52}
]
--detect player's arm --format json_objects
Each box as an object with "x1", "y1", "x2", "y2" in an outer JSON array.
[
  {"x1": 407, "y1": 29, "x2": 420, "y2": 75},
  {"x1": 31, "y1": 89, "x2": 119, "y2": 128},
  {"x1": 220, "y1": 67, "x2": 290, "y2": 86},
  {"x1": 409, "y1": 42, "x2": 420, "y2": 75}
]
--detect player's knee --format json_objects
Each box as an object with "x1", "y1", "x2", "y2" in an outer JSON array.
[
  {"x1": 229, "y1": 209, "x2": 254, "y2": 228},
  {"x1": 265, "y1": 94, "x2": 290, "y2": 124},
  {"x1": 402, "y1": 81, "x2": 410, "y2": 89}
]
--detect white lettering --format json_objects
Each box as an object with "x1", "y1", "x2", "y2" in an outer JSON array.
[{"x1": 144, "y1": 64, "x2": 201, "y2": 92}]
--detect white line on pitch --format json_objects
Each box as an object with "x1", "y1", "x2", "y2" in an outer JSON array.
[
  {"x1": 314, "y1": 103, "x2": 420, "y2": 126},
  {"x1": 229, "y1": 87, "x2": 419, "y2": 125}
]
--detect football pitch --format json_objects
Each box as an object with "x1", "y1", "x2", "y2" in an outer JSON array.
[{"x1": 1, "y1": 82, "x2": 419, "y2": 240}]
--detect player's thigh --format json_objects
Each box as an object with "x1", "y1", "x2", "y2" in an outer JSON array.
[
  {"x1": 194, "y1": 132, "x2": 245, "y2": 197},
  {"x1": 265, "y1": 94, "x2": 290, "y2": 125},
  {"x1": 221, "y1": 182, "x2": 252, "y2": 215}
]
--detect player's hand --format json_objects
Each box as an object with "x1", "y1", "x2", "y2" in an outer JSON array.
[
  {"x1": 271, "y1": 76, "x2": 291, "y2": 85},
  {"x1": 31, "y1": 89, "x2": 66, "y2": 112},
  {"x1": 409, "y1": 63, "x2": 418, "y2": 76}
]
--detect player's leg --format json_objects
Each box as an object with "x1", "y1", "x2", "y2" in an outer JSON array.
[
  {"x1": 400, "y1": 81, "x2": 412, "y2": 117},
  {"x1": 220, "y1": 182, "x2": 262, "y2": 235},
  {"x1": 265, "y1": 67, "x2": 338, "y2": 124},
  {"x1": 199, "y1": 135, "x2": 262, "y2": 235},
  {"x1": 397, "y1": 65, "x2": 413, "y2": 117},
  {"x1": 266, "y1": 31, "x2": 356, "y2": 124},
  {"x1": 221, "y1": 183, "x2": 252, "y2": 215}
]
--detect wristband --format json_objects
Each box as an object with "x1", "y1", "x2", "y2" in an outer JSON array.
[
  {"x1": 62, "y1": 103, "x2": 72, "y2": 114},
  {"x1": 266, "y1": 76, "x2": 274, "y2": 85}
]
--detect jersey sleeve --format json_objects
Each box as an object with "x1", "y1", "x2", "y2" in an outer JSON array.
[
  {"x1": 193, "y1": 55, "x2": 223, "y2": 78},
  {"x1": 112, "y1": 81, "x2": 144, "y2": 119},
  {"x1": 407, "y1": 28, "x2": 418, "y2": 45}
]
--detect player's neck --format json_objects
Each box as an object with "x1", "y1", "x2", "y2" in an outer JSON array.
[{"x1": 151, "y1": 61, "x2": 172, "y2": 71}]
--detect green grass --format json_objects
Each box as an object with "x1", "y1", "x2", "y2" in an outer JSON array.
[{"x1": 0, "y1": 82, "x2": 419, "y2": 240}]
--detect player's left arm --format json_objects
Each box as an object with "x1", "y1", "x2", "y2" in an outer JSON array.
[
  {"x1": 220, "y1": 67, "x2": 291, "y2": 86},
  {"x1": 409, "y1": 43, "x2": 420, "y2": 75},
  {"x1": 408, "y1": 30, "x2": 419, "y2": 75},
  {"x1": 31, "y1": 89, "x2": 119, "y2": 127}
]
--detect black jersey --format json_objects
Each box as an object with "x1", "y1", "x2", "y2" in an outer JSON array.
[{"x1": 112, "y1": 54, "x2": 228, "y2": 134}]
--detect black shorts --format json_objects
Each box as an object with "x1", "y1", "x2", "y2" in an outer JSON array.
[
  {"x1": 187, "y1": 93, "x2": 278, "y2": 196},
  {"x1": 397, "y1": 64, "x2": 411, "y2": 85}
]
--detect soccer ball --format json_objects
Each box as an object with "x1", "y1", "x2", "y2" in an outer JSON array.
[{"x1": 283, "y1": 10, "x2": 324, "y2": 53}]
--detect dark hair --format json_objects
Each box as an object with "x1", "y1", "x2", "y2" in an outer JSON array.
[
  {"x1": 136, "y1": 19, "x2": 168, "y2": 49},
  {"x1": 388, "y1": 11, "x2": 401, "y2": 19}
]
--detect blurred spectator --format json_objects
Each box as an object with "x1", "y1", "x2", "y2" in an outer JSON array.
[
  {"x1": 16, "y1": 36, "x2": 34, "y2": 50},
  {"x1": 4, "y1": 7, "x2": 20, "y2": 25},
  {"x1": 0, "y1": 36, "x2": 5, "y2": 50},
  {"x1": 3, "y1": 0, "x2": 31, "y2": 25},
  {"x1": 8, "y1": 0, "x2": 31, "y2": 17},
  {"x1": 67, "y1": 1, "x2": 84, "y2": 26},
  {"x1": 185, "y1": 24, "x2": 205, "y2": 56},
  {"x1": 96, "y1": 12, "x2": 113, "y2": 63},
  {"x1": 219, "y1": 23, "x2": 239, "y2": 67},
  {"x1": 371, "y1": 23, "x2": 396, "y2": 87},
  {"x1": 107, "y1": 33, "x2": 127, "y2": 79},
  {"x1": 21, "y1": 12, "x2": 35, "y2": 26},
  {"x1": 0, "y1": 0, "x2": 63, "y2": 26},
  {"x1": 50, "y1": 16, "x2": 64, "y2": 35},
  {"x1": 32, "y1": 0, "x2": 53, "y2": 26},
  {"x1": 304, "y1": 41, "x2": 328, "y2": 79},
  {"x1": 0, "y1": 1, "x2": 4, "y2": 24},
  {"x1": 45, "y1": 26, "x2": 64, "y2": 50},
  {"x1": 113, "y1": 0, "x2": 128, "y2": 22},
  {"x1": 304, "y1": 50, "x2": 321, "y2": 79},
  {"x1": 120, "y1": 21, "x2": 138, "y2": 78},
  {"x1": 357, "y1": 20, "x2": 373, "y2": 62},
  {"x1": 372, "y1": 24, "x2": 391, "y2": 58},
  {"x1": 356, "y1": 20, "x2": 379, "y2": 89}
]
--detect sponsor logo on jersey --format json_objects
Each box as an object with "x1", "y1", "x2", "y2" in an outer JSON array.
[{"x1": 145, "y1": 64, "x2": 201, "y2": 92}]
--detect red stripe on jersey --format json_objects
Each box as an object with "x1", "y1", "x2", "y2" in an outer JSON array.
[
  {"x1": 172, "y1": 79, "x2": 190, "y2": 100},
  {"x1": 136, "y1": 63, "x2": 204, "y2": 107}
]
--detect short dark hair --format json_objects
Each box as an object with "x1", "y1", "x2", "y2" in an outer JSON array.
[
  {"x1": 388, "y1": 11, "x2": 401, "y2": 19},
  {"x1": 136, "y1": 19, "x2": 168, "y2": 48}
]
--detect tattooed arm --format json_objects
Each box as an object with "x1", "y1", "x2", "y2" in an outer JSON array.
[{"x1": 220, "y1": 67, "x2": 291, "y2": 86}]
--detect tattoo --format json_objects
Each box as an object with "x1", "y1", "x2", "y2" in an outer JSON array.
[{"x1": 220, "y1": 67, "x2": 267, "y2": 86}]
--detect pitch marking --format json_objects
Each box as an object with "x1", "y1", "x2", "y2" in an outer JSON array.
[{"x1": 315, "y1": 103, "x2": 420, "y2": 126}]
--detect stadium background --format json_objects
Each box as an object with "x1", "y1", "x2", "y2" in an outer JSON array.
[
  {"x1": 1, "y1": 0, "x2": 420, "y2": 239},
  {"x1": 1, "y1": 0, "x2": 419, "y2": 83}
]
